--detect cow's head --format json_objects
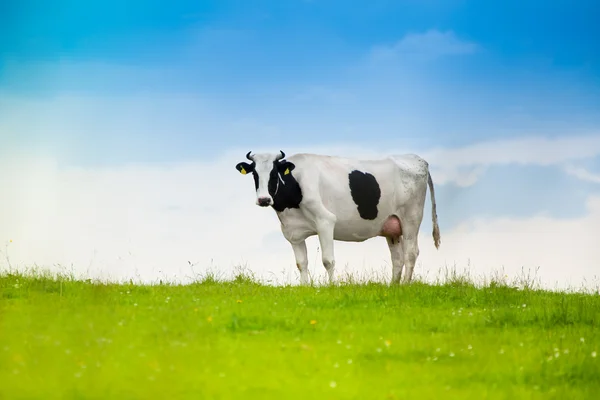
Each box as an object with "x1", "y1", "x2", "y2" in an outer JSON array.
[{"x1": 235, "y1": 150, "x2": 295, "y2": 207}]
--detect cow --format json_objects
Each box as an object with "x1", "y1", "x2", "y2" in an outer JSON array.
[{"x1": 235, "y1": 150, "x2": 441, "y2": 285}]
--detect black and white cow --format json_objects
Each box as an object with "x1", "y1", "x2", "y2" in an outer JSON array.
[{"x1": 235, "y1": 150, "x2": 441, "y2": 285}]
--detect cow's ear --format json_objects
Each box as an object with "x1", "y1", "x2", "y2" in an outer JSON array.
[
  {"x1": 277, "y1": 161, "x2": 295, "y2": 176},
  {"x1": 236, "y1": 162, "x2": 254, "y2": 175}
]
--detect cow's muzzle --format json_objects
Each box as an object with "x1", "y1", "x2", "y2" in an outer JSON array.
[{"x1": 257, "y1": 197, "x2": 273, "y2": 207}]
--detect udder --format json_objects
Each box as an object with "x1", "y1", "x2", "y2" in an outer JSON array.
[{"x1": 380, "y1": 215, "x2": 402, "y2": 238}]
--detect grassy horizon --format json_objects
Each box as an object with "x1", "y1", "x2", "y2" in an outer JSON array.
[{"x1": 1, "y1": 269, "x2": 599, "y2": 399}]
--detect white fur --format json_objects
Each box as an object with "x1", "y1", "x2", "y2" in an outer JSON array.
[
  {"x1": 251, "y1": 154, "x2": 280, "y2": 204},
  {"x1": 244, "y1": 152, "x2": 440, "y2": 285}
]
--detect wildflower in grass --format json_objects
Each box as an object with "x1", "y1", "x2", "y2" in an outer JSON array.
[
  {"x1": 236, "y1": 299, "x2": 243, "y2": 303},
  {"x1": 522, "y1": 304, "x2": 526, "y2": 308},
  {"x1": 337, "y1": 340, "x2": 342, "y2": 345},
  {"x1": 592, "y1": 351, "x2": 597, "y2": 358},
  {"x1": 347, "y1": 359, "x2": 352, "y2": 364},
  {"x1": 580, "y1": 337, "x2": 585, "y2": 343},
  {"x1": 384, "y1": 340, "x2": 391, "y2": 347},
  {"x1": 207, "y1": 316, "x2": 213, "y2": 322},
  {"x1": 449, "y1": 352, "x2": 455, "y2": 357},
  {"x1": 555, "y1": 352, "x2": 560, "y2": 358},
  {"x1": 467, "y1": 345, "x2": 472, "y2": 350},
  {"x1": 330, "y1": 381, "x2": 337, "y2": 388},
  {"x1": 310, "y1": 320, "x2": 317, "y2": 325}
]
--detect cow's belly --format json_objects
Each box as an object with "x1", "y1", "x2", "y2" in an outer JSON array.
[
  {"x1": 277, "y1": 202, "x2": 402, "y2": 243},
  {"x1": 333, "y1": 218, "x2": 387, "y2": 241},
  {"x1": 329, "y1": 197, "x2": 401, "y2": 242}
]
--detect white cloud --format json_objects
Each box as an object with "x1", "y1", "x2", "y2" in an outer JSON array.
[
  {"x1": 1, "y1": 142, "x2": 599, "y2": 291},
  {"x1": 423, "y1": 134, "x2": 600, "y2": 186},
  {"x1": 563, "y1": 164, "x2": 600, "y2": 184},
  {"x1": 370, "y1": 29, "x2": 479, "y2": 62}
]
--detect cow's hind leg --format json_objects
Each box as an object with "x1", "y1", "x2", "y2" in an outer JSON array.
[
  {"x1": 290, "y1": 240, "x2": 310, "y2": 285},
  {"x1": 401, "y1": 222, "x2": 421, "y2": 284},
  {"x1": 386, "y1": 236, "x2": 404, "y2": 284}
]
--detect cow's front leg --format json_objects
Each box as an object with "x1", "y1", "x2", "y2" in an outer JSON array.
[
  {"x1": 302, "y1": 200, "x2": 337, "y2": 284},
  {"x1": 290, "y1": 240, "x2": 310, "y2": 285},
  {"x1": 315, "y1": 218, "x2": 336, "y2": 285}
]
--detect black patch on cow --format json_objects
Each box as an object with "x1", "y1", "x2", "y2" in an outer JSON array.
[
  {"x1": 270, "y1": 161, "x2": 303, "y2": 212},
  {"x1": 348, "y1": 170, "x2": 381, "y2": 220}
]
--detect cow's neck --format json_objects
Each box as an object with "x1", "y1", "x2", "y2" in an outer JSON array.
[{"x1": 272, "y1": 173, "x2": 303, "y2": 212}]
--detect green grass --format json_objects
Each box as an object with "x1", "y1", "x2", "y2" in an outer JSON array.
[{"x1": 1, "y1": 270, "x2": 599, "y2": 399}]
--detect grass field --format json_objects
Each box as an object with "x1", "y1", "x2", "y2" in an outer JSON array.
[{"x1": 1, "y1": 270, "x2": 599, "y2": 399}]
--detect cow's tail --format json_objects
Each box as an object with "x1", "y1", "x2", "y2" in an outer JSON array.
[{"x1": 427, "y1": 170, "x2": 441, "y2": 249}]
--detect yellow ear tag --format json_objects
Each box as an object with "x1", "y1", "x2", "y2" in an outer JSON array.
[
  {"x1": 240, "y1": 167, "x2": 247, "y2": 175},
  {"x1": 284, "y1": 168, "x2": 290, "y2": 175}
]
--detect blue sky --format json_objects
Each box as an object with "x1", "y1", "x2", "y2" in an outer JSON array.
[
  {"x1": 1, "y1": 0, "x2": 600, "y2": 286},
  {"x1": 2, "y1": 0, "x2": 599, "y2": 163}
]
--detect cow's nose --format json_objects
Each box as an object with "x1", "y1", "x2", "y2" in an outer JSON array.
[{"x1": 257, "y1": 197, "x2": 272, "y2": 207}]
